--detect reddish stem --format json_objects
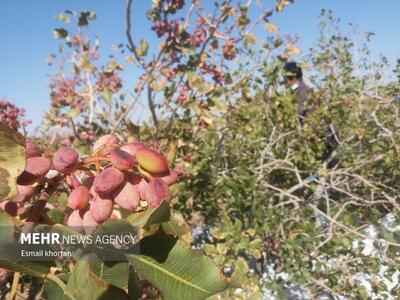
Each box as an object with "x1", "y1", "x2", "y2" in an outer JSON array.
[{"x1": 82, "y1": 156, "x2": 111, "y2": 166}]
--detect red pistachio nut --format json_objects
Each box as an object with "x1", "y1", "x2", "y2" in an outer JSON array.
[
  {"x1": 92, "y1": 167, "x2": 125, "y2": 195},
  {"x1": 112, "y1": 181, "x2": 140, "y2": 212},
  {"x1": 10, "y1": 184, "x2": 34, "y2": 203},
  {"x1": 93, "y1": 134, "x2": 118, "y2": 156},
  {"x1": 127, "y1": 173, "x2": 148, "y2": 199},
  {"x1": 52, "y1": 147, "x2": 79, "y2": 174},
  {"x1": 110, "y1": 148, "x2": 136, "y2": 170},
  {"x1": 67, "y1": 209, "x2": 84, "y2": 230},
  {"x1": 67, "y1": 186, "x2": 92, "y2": 210},
  {"x1": 17, "y1": 157, "x2": 51, "y2": 185},
  {"x1": 25, "y1": 139, "x2": 42, "y2": 158},
  {"x1": 0, "y1": 201, "x2": 18, "y2": 217},
  {"x1": 145, "y1": 178, "x2": 170, "y2": 208},
  {"x1": 120, "y1": 142, "x2": 146, "y2": 157},
  {"x1": 136, "y1": 149, "x2": 169, "y2": 174},
  {"x1": 90, "y1": 194, "x2": 113, "y2": 224}
]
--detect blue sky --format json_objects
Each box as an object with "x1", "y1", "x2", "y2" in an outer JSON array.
[{"x1": 0, "y1": 0, "x2": 399, "y2": 129}]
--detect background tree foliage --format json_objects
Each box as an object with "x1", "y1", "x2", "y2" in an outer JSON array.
[{"x1": 172, "y1": 9, "x2": 400, "y2": 300}]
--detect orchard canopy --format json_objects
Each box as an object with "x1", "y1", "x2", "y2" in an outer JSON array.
[{"x1": 0, "y1": 1, "x2": 400, "y2": 299}]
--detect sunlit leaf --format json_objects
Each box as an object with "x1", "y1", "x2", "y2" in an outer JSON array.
[
  {"x1": 126, "y1": 232, "x2": 229, "y2": 300},
  {"x1": 264, "y1": 22, "x2": 279, "y2": 33},
  {"x1": 0, "y1": 123, "x2": 25, "y2": 201}
]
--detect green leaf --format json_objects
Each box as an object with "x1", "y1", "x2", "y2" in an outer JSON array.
[
  {"x1": 88, "y1": 253, "x2": 130, "y2": 292},
  {"x1": 248, "y1": 238, "x2": 262, "y2": 250},
  {"x1": 76, "y1": 56, "x2": 96, "y2": 73},
  {"x1": 126, "y1": 232, "x2": 229, "y2": 300},
  {"x1": 210, "y1": 97, "x2": 227, "y2": 112},
  {"x1": 204, "y1": 244, "x2": 218, "y2": 255},
  {"x1": 65, "y1": 260, "x2": 129, "y2": 300},
  {"x1": 42, "y1": 274, "x2": 70, "y2": 300},
  {"x1": 210, "y1": 227, "x2": 231, "y2": 240},
  {"x1": 276, "y1": 0, "x2": 294, "y2": 12},
  {"x1": 187, "y1": 72, "x2": 205, "y2": 90},
  {"x1": 53, "y1": 28, "x2": 68, "y2": 39},
  {"x1": 126, "y1": 121, "x2": 140, "y2": 141},
  {"x1": 0, "y1": 250, "x2": 54, "y2": 279},
  {"x1": 0, "y1": 123, "x2": 25, "y2": 200},
  {"x1": 138, "y1": 39, "x2": 149, "y2": 56},
  {"x1": 127, "y1": 201, "x2": 170, "y2": 228},
  {"x1": 49, "y1": 192, "x2": 68, "y2": 210},
  {"x1": 247, "y1": 247, "x2": 261, "y2": 259},
  {"x1": 285, "y1": 44, "x2": 300, "y2": 57},
  {"x1": 54, "y1": 13, "x2": 71, "y2": 23},
  {"x1": 265, "y1": 22, "x2": 279, "y2": 32},
  {"x1": 67, "y1": 108, "x2": 81, "y2": 118},
  {"x1": 0, "y1": 211, "x2": 54, "y2": 278},
  {"x1": 244, "y1": 33, "x2": 257, "y2": 47},
  {"x1": 161, "y1": 212, "x2": 190, "y2": 236},
  {"x1": 102, "y1": 90, "x2": 112, "y2": 105},
  {"x1": 106, "y1": 60, "x2": 123, "y2": 72},
  {"x1": 47, "y1": 209, "x2": 63, "y2": 223},
  {"x1": 230, "y1": 257, "x2": 249, "y2": 288},
  {"x1": 78, "y1": 11, "x2": 96, "y2": 27},
  {"x1": 216, "y1": 243, "x2": 228, "y2": 255},
  {"x1": 127, "y1": 267, "x2": 143, "y2": 299}
]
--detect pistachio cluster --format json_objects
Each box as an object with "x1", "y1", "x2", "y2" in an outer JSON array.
[{"x1": 2, "y1": 134, "x2": 183, "y2": 233}]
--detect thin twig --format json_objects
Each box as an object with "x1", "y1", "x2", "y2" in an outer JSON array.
[
  {"x1": 125, "y1": 0, "x2": 146, "y2": 67},
  {"x1": 10, "y1": 272, "x2": 20, "y2": 300},
  {"x1": 147, "y1": 86, "x2": 159, "y2": 132}
]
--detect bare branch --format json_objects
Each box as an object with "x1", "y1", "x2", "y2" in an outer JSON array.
[
  {"x1": 125, "y1": 0, "x2": 146, "y2": 67},
  {"x1": 147, "y1": 86, "x2": 159, "y2": 131}
]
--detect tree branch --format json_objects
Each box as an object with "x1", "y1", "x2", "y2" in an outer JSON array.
[
  {"x1": 125, "y1": 0, "x2": 146, "y2": 67},
  {"x1": 147, "y1": 86, "x2": 159, "y2": 131}
]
